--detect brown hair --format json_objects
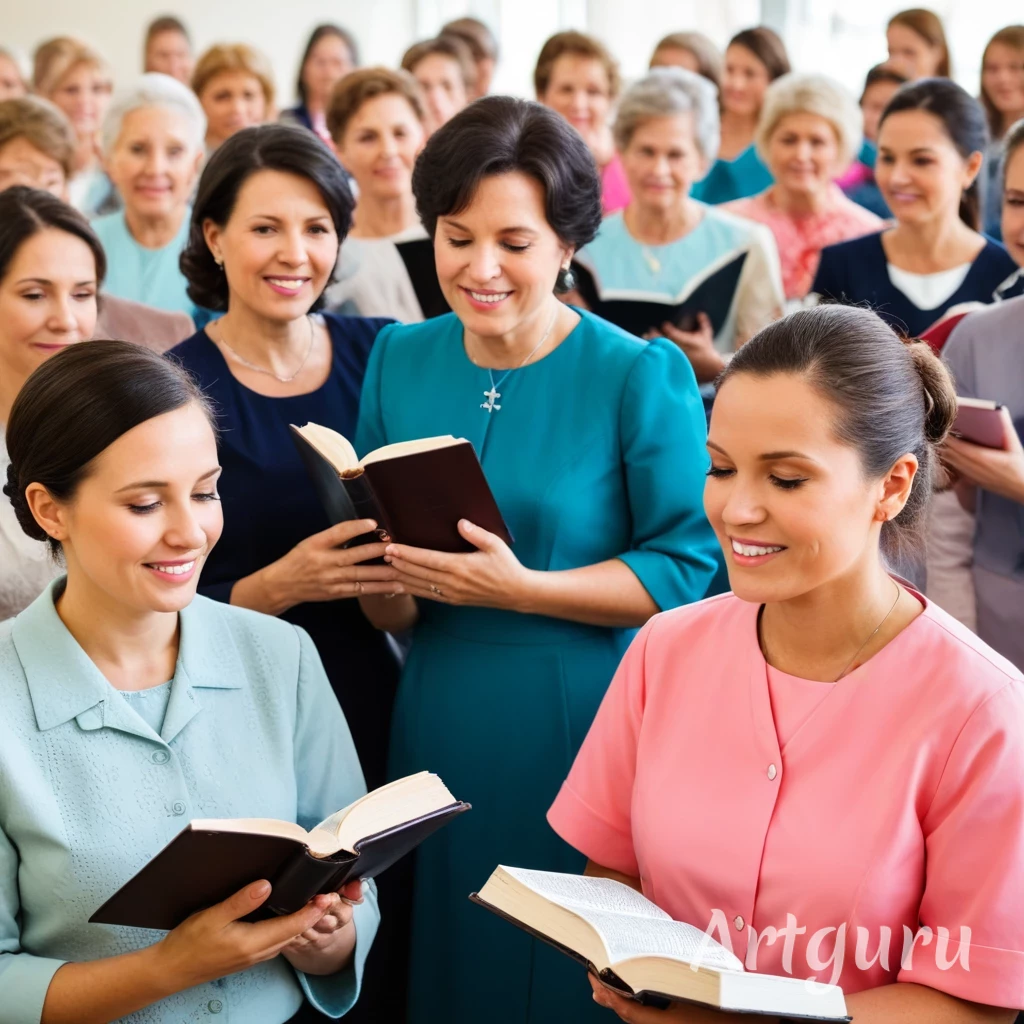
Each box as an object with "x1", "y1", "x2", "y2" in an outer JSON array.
[
  {"x1": 651, "y1": 32, "x2": 723, "y2": 91},
  {"x1": 32, "y1": 38, "x2": 111, "y2": 98},
  {"x1": 0, "y1": 96, "x2": 75, "y2": 178},
  {"x1": 718, "y1": 305, "x2": 957, "y2": 563},
  {"x1": 860, "y1": 62, "x2": 909, "y2": 103},
  {"x1": 296, "y1": 24, "x2": 359, "y2": 107},
  {"x1": 326, "y1": 67, "x2": 425, "y2": 143},
  {"x1": 401, "y1": 36, "x2": 476, "y2": 91},
  {"x1": 192, "y1": 43, "x2": 275, "y2": 108},
  {"x1": 442, "y1": 17, "x2": 499, "y2": 63},
  {"x1": 727, "y1": 27, "x2": 791, "y2": 82},
  {"x1": 533, "y1": 31, "x2": 621, "y2": 101},
  {"x1": 887, "y1": 9, "x2": 951, "y2": 78},
  {"x1": 145, "y1": 15, "x2": 190, "y2": 48},
  {"x1": 980, "y1": 25, "x2": 1024, "y2": 138}
]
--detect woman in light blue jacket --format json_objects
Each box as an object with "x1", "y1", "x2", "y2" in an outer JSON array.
[{"x1": 0, "y1": 340, "x2": 378, "y2": 1024}]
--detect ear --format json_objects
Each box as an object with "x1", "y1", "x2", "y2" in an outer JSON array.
[
  {"x1": 190, "y1": 148, "x2": 204, "y2": 179},
  {"x1": 202, "y1": 218, "x2": 223, "y2": 266},
  {"x1": 963, "y1": 149, "x2": 984, "y2": 189},
  {"x1": 25, "y1": 483, "x2": 68, "y2": 544},
  {"x1": 560, "y1": 244, "x2": 576, "y2": 271},
  {"x1": 876, "y1": 453, "x2": 918, "y2": 522}
]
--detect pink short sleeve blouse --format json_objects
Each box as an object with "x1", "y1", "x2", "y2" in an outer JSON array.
[{"x1": 547, "y1": 592, "x2": 1024, "y2": 1007}]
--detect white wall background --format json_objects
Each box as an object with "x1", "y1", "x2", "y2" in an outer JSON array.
[{"x1": 3, "y1": 0, "x2": 1022, "y2": 107}]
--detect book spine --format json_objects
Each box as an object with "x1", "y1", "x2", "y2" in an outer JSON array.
[
  {"x1": 264, "y1": 849, "x2": 355, "y2": 916},
  {"x1": 341, "y1": 471, "x2": 395, "y2": 544}
]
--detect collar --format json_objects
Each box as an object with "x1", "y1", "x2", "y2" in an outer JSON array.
[{"x1": 13, "y1": 578, "x2": 243, "y2": 742}]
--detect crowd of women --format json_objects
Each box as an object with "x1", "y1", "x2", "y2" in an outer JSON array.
[{"x1": 1, "y1": 7, "x2": 1024, "y2": 1024}]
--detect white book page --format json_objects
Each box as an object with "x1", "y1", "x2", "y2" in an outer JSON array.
[
  {"x1": 500, "y1": 868, "x2": 670, "y2": 920},
  {"x1": 587, "y1": 912, "x2": 743, "y2": 972}
]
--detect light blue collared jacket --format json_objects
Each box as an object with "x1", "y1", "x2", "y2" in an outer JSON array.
[{"x1": 0, "y1": 579, "x2": 379, "y2": 1023}]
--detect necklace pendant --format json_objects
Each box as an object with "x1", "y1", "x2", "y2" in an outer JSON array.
[{"x1": 481, "y1": 386, "x2": 501, "y2": 412}]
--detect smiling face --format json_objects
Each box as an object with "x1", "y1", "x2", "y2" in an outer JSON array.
[
  {"x1": 106, "y1": 105, "x2": 202, "y2": 222},
  {"x1": 721, "y1": 44, "x2": 770, "y2": 118},
  {"x1": 303, "y1": 34, "x2": 355, "y2": 108},
  {"x1": 1003, "y1": 143, "x2": 1024, "y2": 267},
  {"x1": 199, "y1": 71, "x2": 267, "y2": 147},
  {"x1": 145, "y1": 29, "x2": 193, "y2": 85},
  {"x1": 886, "y1": 22, "x2": 943, "y2": 80},
  {"x1": 540, "y1": 54, "x2": 612, "y2": 152},
  {"x1": 0, "y1": 54, "x2": 26, "y2": 100},
  {"x1": 412, "y1": 53, "x2": 468, "y2": 135},
  {"x1": 766, "y1": 111, "x2": 841, "y2": 198},
  {"x1": 203, "y1": 168, "x2": 339, "y2": 322},
  {"x1": 0, "y1": 228, "x2": 98, "y2": 394},
  {"x1": 51, "y1": 403, "x2": 223, "y2": 615},
  {"x1": 0, "y1": 137, "x2": 67, "y2": 197},
  {"x1": 336, "y1": 92, "x2": 424, "y2": 202},
  {"x1": 620, "y1": 114, "x2": 707, "y2": 213},
  {"x1": 983, "y1": 41, "x2": 1024, "y2": 121},
  {"x1": 50, "y1": 63, "x2": 112, "y2": 138},
  {"x1": 704, "y1": 372, "x2": 899, "y2": 604},
  {"x1": 433, "y1": 171, "x2": 571, "y2": 339},
  {"x1": 875, "y1": 109, "x2": 981, "y2": 228}
]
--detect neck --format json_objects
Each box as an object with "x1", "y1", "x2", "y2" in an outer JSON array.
[
  {"x1": 465, "y1": 297, "x2": 573, "y2": 369},
  {"x1": 769, "y1": 183, "x2": 832, "y2": 217},
  {"x1": 887, "y1": 212, "x2": 976, "y2": 270},
  {"x1": 759, "y1": 555, "x2": 899, "y2": 681},
  {"x1": 720, "y1": 110, "x2": 757, "y2": 142},
  {"x1": 124, "y1": 205, "x2": 186, "y2": 249},
  {"x1": 590, "y1": 126, "x2": 615, "y2": 167},
  {"x1": 213, "y1": 303, "x2": 313, "y2": 377},
  {"x1": 623, "y1": 199, "x2": 699, "y2": 245},
  {"x1": 350, "y1": 192, "x2": 419, "y2": 238},
  {"x1": 56, "y1": 567, "x2": 179, "y2": 691},
  {"x1": 305, "y1": 95, "x2": 325, "y2": 118},
  {"x1": 73, "y1": 136, "x2": 97, "y2": 174}
]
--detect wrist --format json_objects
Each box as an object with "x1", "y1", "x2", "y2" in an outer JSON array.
[
  {"x1": 512, "y1": 568, "x2": 548, "y2": 616},
  {"x1": 234, "y1": 564, "x2": 293, "y2": 616},
  {"x1": 138, "y1": 941, "x2": 192, "y2": 1001}
]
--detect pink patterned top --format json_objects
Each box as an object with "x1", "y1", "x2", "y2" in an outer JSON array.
[
  {"x1": 725, "y1": 185, "x2": 884, "y2": 300},
  {"x1": 600, "y1": 153, "x2": 631, "y2": 215}
]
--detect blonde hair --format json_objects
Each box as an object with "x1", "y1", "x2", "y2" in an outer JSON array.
[
  {"x1": 756, "y1": 72, "x2": 862, "y2": 170},
  {"x1": 192, "y1": 43, "x2": 275, "y2": 109},
  {"x1": 326, "y1": 67, "x2": 425, "y2": 143},
  {"x1": 33, "y1": 38, "x2": 111, "y2": 98}
]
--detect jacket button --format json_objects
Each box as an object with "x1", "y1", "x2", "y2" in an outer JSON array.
[
  {"x1": 172, "y1": 801, "x2": 186, "y2": 816},
  {"x1": 767, "y1": 763, "x2": 778, "y2": 781},
  {"x1": 151, "y1": 750, "x2": 170, "y2": 765},
  {"x1": 208, "y1": 999, "x2": 223, "y2": 1013},
  {"x1": 734, "y1": 915, "x2": 744, "y2": 931}
]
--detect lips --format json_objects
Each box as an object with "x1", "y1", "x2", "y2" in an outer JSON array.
[
  {"x1": 265, "y1": 277, "x2": 309, "y2": 296},
  {"x1": 144, "y1": 558, "x2": 199, "y2": 583},
  {"x1": 461, "y1": 286, "x2": 512, "y2": 311},
  {"x1": 728, "y1": 537, "x2": 787, "y2": 567}
]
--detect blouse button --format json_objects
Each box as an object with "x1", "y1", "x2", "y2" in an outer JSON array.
[
  {"x1": 733, "y1": 915, "x2": 744, "y2": 931},
  {"x1": 171, "y1": 801, "x2": 186, "y2": 816},
  {"x1": 207, "y1": 999, "x2": 223, "y2": 1013},
  {"x1": 767, "y1": 763, "x2": 778, "y2": 781},
  {"x1": 151, "y1": 750, "x2": 170, "y2": 765}
]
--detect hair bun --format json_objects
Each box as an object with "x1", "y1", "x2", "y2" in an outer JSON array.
[
  {"x1": 3, "y1": 461, "x2": 50, "y2": 543},
  {"x1": 905, "y1": 339, "x2": 958, "y2": 445}
]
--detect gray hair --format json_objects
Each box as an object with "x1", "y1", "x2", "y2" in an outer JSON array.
[
  {"x1": 613, "y1": 67, "x2": 719, "y2": 161},
  {"x1": 755, "y1": 72, "x2": 862, "y2": 170},
  {"x1": 101, "y1": 72, "x2": 206, "y2": 155}
]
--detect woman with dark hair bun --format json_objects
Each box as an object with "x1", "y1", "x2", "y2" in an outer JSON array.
[
  {"x1": 0, "y1": 340, "x2": 378, "y2": 1023},
  {"x1": 356, "y1": 95, "x2": 718, "y2": 1023},
  {"x1": 812, "y1": 78, "x2": 1016, "y2": 338},
  {"x1": 170, "y1": 124, "x2": 402, "y2": 796},
  {"x1": 551, "y1": 304, "x2": 1024, "y2": 1024}
]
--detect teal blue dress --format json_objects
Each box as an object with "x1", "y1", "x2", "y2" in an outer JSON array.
[
  {"x1": 355, "y1": 310, "x2": 719, "y2": 1024},
  {"x1": 691, "y1": 143, "x2": 773, "y2": 205}
]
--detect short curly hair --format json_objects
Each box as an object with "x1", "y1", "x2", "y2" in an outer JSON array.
[
  {"x1": 411, "y1": 96, "x2": 602, "y2": 253},
  {"x1": 180, "y1": 123, "x2": 354, "y2": 312}
]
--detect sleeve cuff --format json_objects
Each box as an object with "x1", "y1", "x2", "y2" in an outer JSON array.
[
  {"x1": 617, "y1": 548, "x2": 716, "y2": 612},
  {"x1": 298, "y1": 882, "x2": 380, "y2": 1018},
  {"x1": 547, "y1": 782, "x2": 638, "y2": 877},
  {"x1": 0, "y1": 953, "x2": 66, "y2": 1023},
  {"x1": 897, "y1": 937, "x2": 1024, "y2": 1009}
]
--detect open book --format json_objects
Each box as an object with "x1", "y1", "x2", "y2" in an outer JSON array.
[
  {"x1": 91, "y1": 773, "x2": 469, "y2": 930},
  {"x1": 572, "y1": 250, "x2": 748, "y2": 338},
  {"x1": 472, "y1": 867, "x2": 849, "y2": 1021},
  {"x1": 290, "y1": 423, "x2": 512, "y2": 553}
]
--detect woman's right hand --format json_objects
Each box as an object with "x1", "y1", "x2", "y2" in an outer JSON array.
[
  {"x1": 231, "y1": 519, "x2": 403, "y2": 615},
  {"x1": 155, "y1": 880, "x2": 339, "y2": 992}
]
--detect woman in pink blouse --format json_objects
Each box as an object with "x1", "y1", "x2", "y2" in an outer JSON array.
[
  {"x1": 726, "y1": 74, "x2": 884, "y2": 301},
  {"x1": 548, "y1": 304, "x2": 1024, "y2": 1023}
]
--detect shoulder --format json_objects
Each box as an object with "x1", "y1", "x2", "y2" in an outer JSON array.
[
  {"x1": 167, "y1": 329, "x2": 217, "y2": 374},
  {"x1": 721, "y1": 193, "x2": 768, "y2": 221},
  {"x1": 584, "y1": 212, "x2": 629, "y2": 254},
  {"x1": 96, "y1": 297, "x2": 193, "y2": 352},
  {"x1": 643, "y1": 592, "x2": 749, "y2": 650},
  {"x1": 322, "y1": 312, "x2": 395, "y2": 347},
  {"x1": 819, "y1": 228, "x2": 885, "y2": 260},
  {"x1": 946, "y1": 294, "x2": 1024, "y2": 357},
  {"x1": 90, "y1": 209, "x2": 123, "y2": 235},
  {"x1": 833, "y1": 191, "x2": 885, "y2": 230},
  {"x1": 370, "y1": 312, "x2": 458, "y2": 353},
  {"x1": 699, "y1": 204, "x2": 777, "y2": 252},
  {"x1": 975, "y1": 238, "x2": 1018, "y2": 274}
]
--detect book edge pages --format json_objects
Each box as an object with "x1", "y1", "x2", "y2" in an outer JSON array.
[
  {"x1": 291, "y1": 423, "x2": 359, "y2": 474},
  {"x1": 359, "y1": 435, "x2": 466, "y2": 468},
  {"x1": 956, "y1": 396, "x2": 1001, "y2": 410}
]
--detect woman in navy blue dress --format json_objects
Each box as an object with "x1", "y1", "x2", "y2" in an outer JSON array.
[{"x1": 812, "y1": 78, "x2": 1016, "y2": 337}]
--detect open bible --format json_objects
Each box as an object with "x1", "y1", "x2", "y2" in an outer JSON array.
[
  {"x1": 472, "y1": 867, "x2": 849, "y2": 1020},
  {"x1": 290, "y1": 422, "x2": 512, "y2": 553},
  {"x1": 91, "y1": 772, "x2": 469, "y2": 930}
]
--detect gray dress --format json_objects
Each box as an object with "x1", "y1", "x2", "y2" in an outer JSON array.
[{"x1": 943, "y1": 296, "x2": 1024, "y2": 669}]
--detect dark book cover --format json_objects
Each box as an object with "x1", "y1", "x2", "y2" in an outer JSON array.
[
  {"x1": 395, "y1": 237, "x2": 451, "y2": 319},
  {"x1": 290, "y1": 429, "x2": 513, "y2": 553},
  {"x1": 572, "y1": 251, "x2": 747, "y2": 338},
  {"x1": 90, "y1": 801, "x2": 470, "y2": 931}
]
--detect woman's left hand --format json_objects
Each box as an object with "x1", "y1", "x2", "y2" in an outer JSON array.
[
  {"x1": 587, "y1": 976, "x2": 756, "y2": 1023},
  {"x1": 280, "y1": 880, "x2": 363, "y2": 976},
  {"x1": 645, "y1": 313, "x2": 724, "y2": 383},
  {"x1": 943, "y1": 411, "x2": 1024, "y2": 505},
  {"x1": 384, "y1": 520, "x2": 533, "y2": 610}
]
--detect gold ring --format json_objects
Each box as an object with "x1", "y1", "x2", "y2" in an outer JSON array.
[{"x1": 430, "y1": 585, "x2": 443, "y2": 596}]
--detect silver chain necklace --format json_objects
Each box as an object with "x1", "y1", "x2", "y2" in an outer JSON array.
[
  {"x1": 217, "y1": 315, "x2": 316, "y2": 383},
  {"x1": 479, "y1": 306, "x2": 559, "y2": 413}
]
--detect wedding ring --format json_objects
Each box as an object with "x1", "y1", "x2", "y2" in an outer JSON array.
[
  {"x1": 356, "y1": 581, "x2": 363, "y2": 594},
  {"x1": 430, "y1": 585, "x2": 443, "y2": 596}
]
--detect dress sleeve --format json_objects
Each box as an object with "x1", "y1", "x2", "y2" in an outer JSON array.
[
  {"x1": 547, "y1": 617, "x2": 657, "y2": 875},
  {"x1": 0, "y1": 822, "x2": 66, "y2": 1024},
  {"x1": 290, "y1": 625, "x2": 381, "y2": 1018},
  {"x1": 733, "y1": 224, "x2": 784, "y2": 347},
  {"x1": 354, "y1": 322, "x2": 396, "y2": 458},
  {"x1": 615, "y1": 339, "x2": 720, "y2": 610},
  {"x1": 897, "y1": 681, "x2": 1024, "y2": 1008}
]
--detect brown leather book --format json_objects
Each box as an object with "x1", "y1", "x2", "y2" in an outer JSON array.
[
  {"x1": 90, "y1": 772, "x2": 469, "y2": 930},
  {"x1": 290, "y1": 423, "x2": 512, "y2": 552}
]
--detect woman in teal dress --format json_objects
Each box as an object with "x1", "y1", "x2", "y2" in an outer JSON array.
[{"x1": 356, "y1": 97, "x2": 719, "y2": 1024}]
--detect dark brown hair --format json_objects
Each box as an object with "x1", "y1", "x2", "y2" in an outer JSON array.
[
  {"x1": 888, "y1": 8, "x2": 951, "y2": 78},
  {"x1": 296, "y1": 24, "x2": 359, "y2": 107},
  {"x1": 980, "y1": 26, "x2": 1024, "y2": 138},
  {"x1": 401, "y1": 36, "x2": 476, "y2": 91},
  {"x1": 326, "y1": 66, "x2": 425, "y2": 143},
  {"x1": 533, "y1": 30, "x2": 621, "y2": 100},
  {"x1": 727, "y1": 27, "x2": 791, "y2": 82},
  {"x1": 717, "y1": 305, "x2": 957, "y2": 563},
  {"x1": 3, "y1": 341, "x2": 213, "y2": 555}
]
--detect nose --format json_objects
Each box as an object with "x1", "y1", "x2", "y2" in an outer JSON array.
[
  {"x1": 144, "y1": 147, "x2": 167, "y2": 175},
  {"x1": 276, "y1": 227, "x2": 308, "y2": 267},
  {"x1": 164, "y1": 501, "x2": 209, "y2": 553},
  {"x1": 47, "y1": 296, "x2": 80, "y2": 334},
  {"x1": 718, "y1": 477, "x2": 767, "y2": 529},
  {"x1": 465, "y1": 243, "x2": 502, "y2": 283}
]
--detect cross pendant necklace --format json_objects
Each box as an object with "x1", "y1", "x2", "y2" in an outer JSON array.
[
  {"x1": 482, "y1": 385, "x2": 502, "y2": 412},
  {"x1": 478, "y1": 306, "x2": 559, "y2": 414}
]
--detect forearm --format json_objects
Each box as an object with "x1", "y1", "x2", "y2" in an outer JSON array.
[
  {"x1": 841, "y1": 983, "x2": 1015, "y2": 1023},
  {"x1": 230, "y1": 567, "x2": 292, "y2": 616},
  {"x1": 42, "y1": 945, "x2": 178, "y2": 1024},
  {"x1": 517, "y1": 559, "x2": 658, "y2": 628},
  {"x1": 359, "y1": 593, "x2": 418, "y2": 632}
]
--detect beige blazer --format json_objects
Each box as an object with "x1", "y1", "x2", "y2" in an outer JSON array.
[{"x1": 94, "y1": 295, "x2": 195, "y2": 353}]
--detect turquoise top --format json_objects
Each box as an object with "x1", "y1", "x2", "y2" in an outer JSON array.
[
  {"x1": 691, "y1": 143, "x2": 773, "y2": 205},
  {"x1": 91, "y1": 209, "x2": 195, "y2": 317},
  {"x1": 0, "y1": 580, "x2": 379, "y2": 1023},
  {"x1": 119, "y1": 679, "x2": 172, "y2": 734}
]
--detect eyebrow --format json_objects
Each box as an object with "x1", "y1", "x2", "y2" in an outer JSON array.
[
  {"x1": 115, "y1": 467, "x2": 221, "y2": 492},
  {"x1": 706, "y1": 441, "x2": 815, "y2": 461},
  {"x1": 442, "y1": 218, "x2": 539, "y2": 235},
  {"x1": 16, "y1": 277, "x2": 96, "y2": 287}
]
